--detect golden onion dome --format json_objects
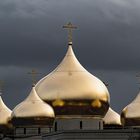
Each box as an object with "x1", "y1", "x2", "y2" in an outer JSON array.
[
  {"x1": 103, "y1": 107, "x2": 121, "y2": 126},
  {"x1": 11, "y1": 86, "x2": 55, "y2": 126},
  {"x1": 121, "y1": 92, "x2": 140, "y2": 126},
  {"x1": 35, "y1": 44, "x2": 110, "y2": 117},
  {"x1": 0, "y1": 95, "x2": 12, "y2": 125}
]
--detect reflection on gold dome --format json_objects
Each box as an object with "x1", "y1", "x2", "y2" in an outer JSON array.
[
  {"x1": 91, "y1": 99, "x2": 102, "y2": 108},
  {"x1": 36, "y1": 44, "x2": 110, "y2": 117},
  {"x1": 52, "y1": 99, "x2": 65, "y2": 107},
  {"x1": 47, "y1": 99, "x2": 109, "y2": 117}
]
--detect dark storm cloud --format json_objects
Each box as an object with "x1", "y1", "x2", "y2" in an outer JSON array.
[
  {"x1": 0, "y1": 65, "x2": 54, "y2": 109},
  {"x1": 0, "y1": 0, "x2": 140, "y2": 70},
  {"x1": 0, "y1": 0, "x2": 140, "y2": 112}
]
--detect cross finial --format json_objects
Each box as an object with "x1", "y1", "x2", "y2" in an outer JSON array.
[
  {"x1": 136, "y1": 73, "x2": 140, "y2": 89},
  {"x1": 28, "y1": 69, "x2": 40, "y2": 86},
  {"x1": 0, "y1": 80, "x2": 4, "y2": 92},
  {"x1": 63, "y1": 22, "x2": 77, "y2": 45}
]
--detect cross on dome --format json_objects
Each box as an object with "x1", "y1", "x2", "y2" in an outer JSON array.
[
  {"x1": 28, "y1": 69, "x2": 40, "y2": 86},
  {"x1": 136, "y1": 73, "x2": 140, "y2": 89},
  {"x1": 63, "y1": 22, "x2": 77, "y2": 45},
  {"x1": 0, "y1": 80, "x2": 4, "y2": 93}
]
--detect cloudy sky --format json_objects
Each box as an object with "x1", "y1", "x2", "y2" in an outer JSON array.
[{"x1": 0, "y1": 0, "x2": 140, "y2": 113}]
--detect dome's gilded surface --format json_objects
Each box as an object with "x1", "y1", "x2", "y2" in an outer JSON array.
[
  {"x1": 0, "y1": 95, "x2": 12, "y2": 125},
  {"x1": 103, "y1": 107, "x2": 121, "y2": 126},
  {"x1": 121, "y1": 92, "x2": 140, "y2": 126},
  {"x1": 11, "y1": 87, "x2": 55, "y2": 126},
  {"x1": 36, "y1": 44, "x2": 110, "y2": 117}
]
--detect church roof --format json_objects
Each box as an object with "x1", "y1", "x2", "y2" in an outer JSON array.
[
  {"x1": 11, "y1": 86, "x2": 54, "y2": 118},
  {"x1": 0, "y1": 94, "x2": 12, "y2": 125}
]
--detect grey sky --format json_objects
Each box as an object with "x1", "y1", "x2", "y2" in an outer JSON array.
[{"x1": 0, "y1": 0, "x2": 140, "y2": 113}]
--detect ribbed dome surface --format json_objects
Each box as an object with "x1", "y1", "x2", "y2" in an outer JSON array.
[
  {"x1": 103, "y1": 107, "x2": 121, "y2": 125},
  {"x1": 12, "y1": 87, "x2": 54, "y2": 118},
  {"x1": 121, "y1": 92, "x2": 140, "y2": 126},
  {"x1": 0, "y1": 95, "x2": 12, "y2": 125},
  {"x1": 35, "y1": 45, "x2": 110, "y2": 117}
]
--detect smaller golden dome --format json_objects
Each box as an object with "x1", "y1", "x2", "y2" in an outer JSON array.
[
  {"x1": 0, "y1": 95, "x2": 12, "y2": 125},
  {"x1": 12, "y1": 87, "x2": 54, "y2": 118},
  {"x1": 121, "y1": 92, "x2": 140, "y2": 126},
  {"x1": 11, "y1": 87, "x2": 55, "y2": 126},
  {"x1": 103, "y1": 107, "x2": 121, "y2": 126}
]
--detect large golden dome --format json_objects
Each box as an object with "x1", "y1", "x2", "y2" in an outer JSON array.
[
  {"x1": 11, "y1": 86, "x2": 55, "y2": 126},
  {"x1": 36, "y1": 44, "x2": 110, "y2": 117},
  {"x1": 121, "y1": 91, "x2": 140, "y2": 126}
]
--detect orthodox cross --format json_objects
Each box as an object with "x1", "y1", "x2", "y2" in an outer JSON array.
[
  {"x1": 63, "y1": 22, "x2": 77, "y2": 44},
  {"x1": 136, "y1": 73, "x2": 140, "y2": 87},
  {"x1": 0, "y1": 80, "x2": 4, "y2": 93},
  {"x1": 28, "y1": 69, "x2": 40, "y2": 86}
]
